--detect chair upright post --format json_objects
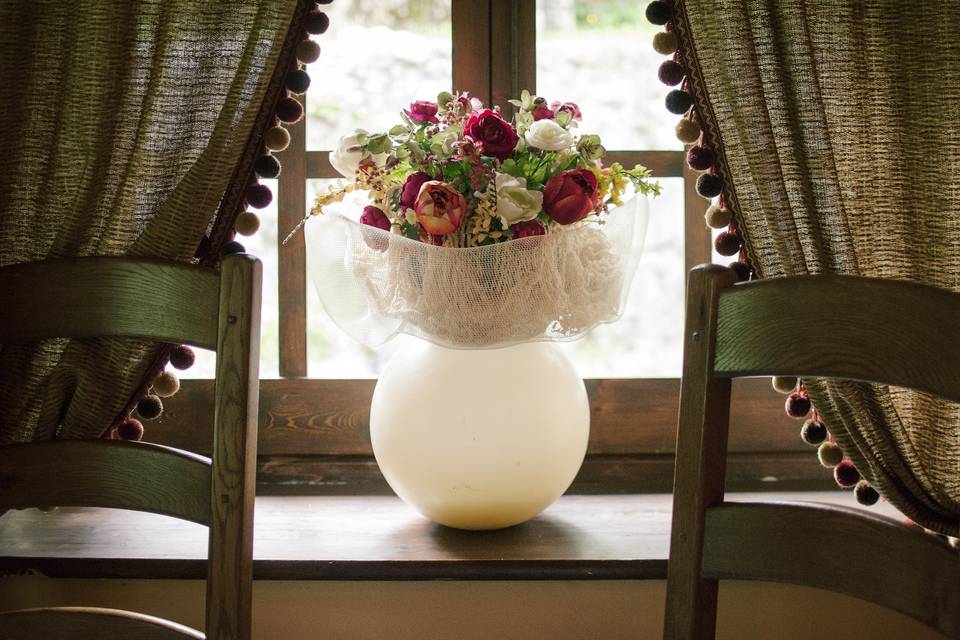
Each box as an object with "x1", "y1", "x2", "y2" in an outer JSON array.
[
  {"x1": 206, "y1": 255, "x2": 262, "y2": 640},
  {"x1": 663, "y1": 264, "x2": 737, "y2": 640}
]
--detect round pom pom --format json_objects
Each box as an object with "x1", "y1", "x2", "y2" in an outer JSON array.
[
  {"x1": 254, "y1": 154, "x2": 282, "y2": 179},
  {"x1": 772, "y1": 376, "x2": 798, "y2": 394},
  {"x1": 137, "y1": 394, "x2": 163, "y2": 421},
  {"x1": 305, "y1": 9, "x2": 330, "y2": 35},
  {"x1": 296, "y1": 39, "x2": 322, "y2": 64},
  {"x1": 785, "y1": 391, "x2": 812, "y2": 418},
  {"x1": 235, "y1": 211, "x2": 261, "y2": 237},
  {"x1": 817, "y1": 441, "x2": 844, "y2": 467},
  {"x1": 658, "y1": 60, "x2": 685, "y2": 86},
  {"x1": 704, "y1": 205, "x2": 732, "y2": 229},
  {"x1": 665, "y1": 89, "x2": 693, "y2": 115},
  {"x1": 729, "y1": 261, "x2": 751, "y2": 282},
  {"x1": 696, "y1": 173, "x2": 723, "y2": 198},
  {"x1": 276, "y1": 97, "x2": 304, "y2": 123},
  {"x1": 675, "y1": 117, "x2": 701, "y2": 144},
  {"x1": 653, "y1": 31, "x2": 679, "y2": 55},
  {"x1": 169, "y1": 345, "x2": 196, "y2": 370},
  {"x1": 264, "y1": 126, "x2": 291, "y2": 152},
  {"x1": 714, "y1": 230, "x2": 742, "y2": 256},
  {"x1": 834, "y1": 460, "x2": 861, "y2": 488},
  {"x1": 246, "y1": 183, "x2": 273, "y2": 209},
  {"x1": 800, "y1": 419, "x2": 828, "y2": 446},
  {"x1": 687, "y1": 145, "x2": 716, "y2": 171},
  {"x1": 152, "y1": 370, "x2": 180, "y2": 398},
  {"x1": 645, "y1": 1, "x2": 673, "y2": 25},
  {"x1": 285, "y1": 69, "x2": 311, "y2": 95},
  {"x1": 117, "y1": 418, "x2": 145, "y2": 441},
  {"x1": 854, "y1": 480, "x2": 880, "y2": 506},
  {"x1": 222, "y1": 240, "x2": 246, "y2": 256}
]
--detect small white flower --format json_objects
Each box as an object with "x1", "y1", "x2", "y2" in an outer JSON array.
[
  {"x1": 524, "y1": 119, "x2": 575, "y2": 152},
  {"x1": 495, "y1": 173, "x2": 543, "y2": 226},
  {"x1": 329, "y1": 130, "x2": 386, "y2": 178}
]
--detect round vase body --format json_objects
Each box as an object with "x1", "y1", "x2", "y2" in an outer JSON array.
[{"x1": 370, "y1": 340, "x2": 590, "y2": 530}]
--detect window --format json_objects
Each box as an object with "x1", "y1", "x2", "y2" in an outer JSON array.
[{"x1": 171, "y1": 0, "x2": 812, "y2": 494}]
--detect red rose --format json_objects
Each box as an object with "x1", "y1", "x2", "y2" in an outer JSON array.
[
  {"x1": 550, "y1": 101, "x2": 582, "y2": 121},
  {"x1": 414, "y1": 181, "x2": 467, "y2": 235},
  {"x1": 404, "y1": 100, "x2": 439, "y2": 124},
  {"x1": 542, "y1": 169, "x2": 599, "y2": 225},
  {"x1": 464, "y1": 108, "x2": 518, "y2": 161},
  {"x1": 359, "y1": 205, "x2": 391, "y2": 251},
  {"x1": 400, "y1": 172, "x2": 432, "y2": 209},
  {"x1": 512, "y1": 219, "x2": 546, "y2": 239},
  {"x1": 532, "y1": 106, "x2": 555, "y2": 121}
]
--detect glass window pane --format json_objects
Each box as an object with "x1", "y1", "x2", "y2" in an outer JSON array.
[
  {"x1": 179, "y1": 179, "x2": 280, "y2": 379},
  {"x1": 536, "y1": 0, "x2": 681, "y2": 150},
  {"x1": 560, "y1": 178, "x2": 685, "y2": 377},
  {"x1": 306, "y1": 0, "x2": 452, "y2": 151}
]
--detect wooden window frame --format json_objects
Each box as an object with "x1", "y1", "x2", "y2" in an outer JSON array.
[{"x1": 157, "y1": 1, "x2": 827, "y2": 494}]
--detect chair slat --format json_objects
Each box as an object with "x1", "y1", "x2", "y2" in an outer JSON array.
[
  {"x1": 702, "y1": 502, "x2": 960, "y2": 638},
  {"x1": 0, "y1": 441, "x2": 211, "y2": 525},
  {"x1": 0, "y1": 257, "x2": 220, "y2": 350},
  {"x1": 715, "y1": 275, "x2": 960, "y2": 403},
  {"x1": 0, "y1": 607, "x2": 204, "y2": 640}
]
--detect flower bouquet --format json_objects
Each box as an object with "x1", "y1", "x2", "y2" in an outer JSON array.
[
  {"x1": 299, "y1": 91, "x2": 659, "y2": 530},
  {"x1": 303, "y1": 90, "x2": 659, "y2": 349}
]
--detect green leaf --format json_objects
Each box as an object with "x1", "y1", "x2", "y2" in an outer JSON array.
[{"x1": 389, "y1": 124, "x2": 409, "y2": 137}]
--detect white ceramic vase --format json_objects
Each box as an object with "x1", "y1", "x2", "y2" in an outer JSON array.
[{"x1": 370, "y1": 339, "x2": 590, "y2": 530}]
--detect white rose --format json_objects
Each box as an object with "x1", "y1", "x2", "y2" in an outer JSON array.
[
  {"x1": 524, "y1": 119, "x2": 575, "y2": 152},
  {"x1": 329, "y1": 130, "x2": 387, "y2": 178},
  {"x1": 495, "y1": 173, "x2": 543, "y2": 226}
]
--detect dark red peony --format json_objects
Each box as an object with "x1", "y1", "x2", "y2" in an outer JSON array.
[
  {"x1": 532, "y1": 106, "x2": 555, "y2": 121},
  {"x1": 464, "y1": 109, "x2": 519, "y2": 161},
  {"x1": 400, "y1": 172, "x2": 432, "y2": 209},
  {"x1": 542, "y1": 169, "x2": 599, "y2": 225},
  {"x1": 359, "y1": 205, "x2": 391, "y2": 251}
]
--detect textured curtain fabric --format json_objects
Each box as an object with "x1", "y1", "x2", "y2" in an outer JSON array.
[
  {"x1": 0, "y1": 1, "x2": 302, "y2": 443},
  {"x1": 675, "y1": 1, "x2": 959, "y2": 534}
]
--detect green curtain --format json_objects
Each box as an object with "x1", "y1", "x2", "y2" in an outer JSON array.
[
  {"x1": 675, "y1": 1, "x2": 959, "y2": 535},
  {"x1": 0, "y1": 1, "x2": 302, "y2": 442}
]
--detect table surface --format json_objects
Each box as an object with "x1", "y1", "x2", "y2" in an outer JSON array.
[{"x1": 0, "y1": 491, "x2": 904, "y2": 580}]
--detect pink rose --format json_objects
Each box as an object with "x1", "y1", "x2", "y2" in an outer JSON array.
[
  {"x1": 512, "y1": 219, "x2": 546, "y2": 239},
  {"x1": 532, "y1": 106, "x2": 555, "y2": 121},
  {"x1": 359, "y1": 205, "x2": 391, "y2": 251},
  {"x1": 464, "y1": 108, "x2": 518, "y2": 161},
  {"x1": 414, "y1": 181, "x2": 466, "y2": 235},
  {"x1": 404, "y1": 100, "x2": 439, "y2": 124},
  {"x1": 456, "y1": 92, "x2": 483, "y2": 112},
  {"x1": 400, "y1": 172, "x2": 433, "y2": 209},
  {"x1": 550, "y1": 101, "x2": 582, "y2": 121},
  {"x1": 542, "y1": 169, "x2": 599, "y2": 225}
]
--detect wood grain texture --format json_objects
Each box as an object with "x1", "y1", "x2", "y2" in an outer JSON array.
[
  {"x1": 277, "y1": 103, "x2": 308, "y2": 377},
  {"x1": 452, "y1": 0, "x2": 491, "y2": 103},
  {"x1": 0, "y1": 492, "x2": 893, "y2": 582},
  {"x1": 702, "y1": 502, "x2": 960, "y2": 639},
  {"x1": 0, "y1": 257, "x2": 219, "y2": 349},
  {"x1": 0, "y1": 441, "x2": 211, "y2": 525},
  {"x1": 251, "y1": 452, "x2": 837, "y2": 496},
  {"x1": 663, "y1": 264, "x2": 737, "y2": 640},
  {"x1": 715, "y1": 274, "x2": 960, "y2": 402},
  {"x1": 683, "y1": 164, "x2": 711, "y2": 275},
  {"x1": 153, "y1": 378, "x2": 803, "y2": 458},
  {"x1": 0, "y1": 607, "x2": 204, "y2": 640},
  {"x1": 206, "y1": 255, "x2": 262, "y2": 640}
]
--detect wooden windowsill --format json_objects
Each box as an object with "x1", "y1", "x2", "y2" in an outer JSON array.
[{"x1": 0, "y1": 492, "x2": 900, "y2": 581}]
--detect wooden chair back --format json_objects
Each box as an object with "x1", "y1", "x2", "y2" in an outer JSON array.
[
  {"x1": 663, "y1": 264, "x2": 960, "y2": 640},
  {"x1": 0, "y1": 255, "x2": 262, "y2": 640}
]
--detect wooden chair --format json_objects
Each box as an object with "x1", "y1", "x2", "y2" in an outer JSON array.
[
  {"x1": 0, "y1": 255, "x2": 262, "y2": 640},
  {"x1": 663, "y1": 264, "x2": 960, "y2": 640}
]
